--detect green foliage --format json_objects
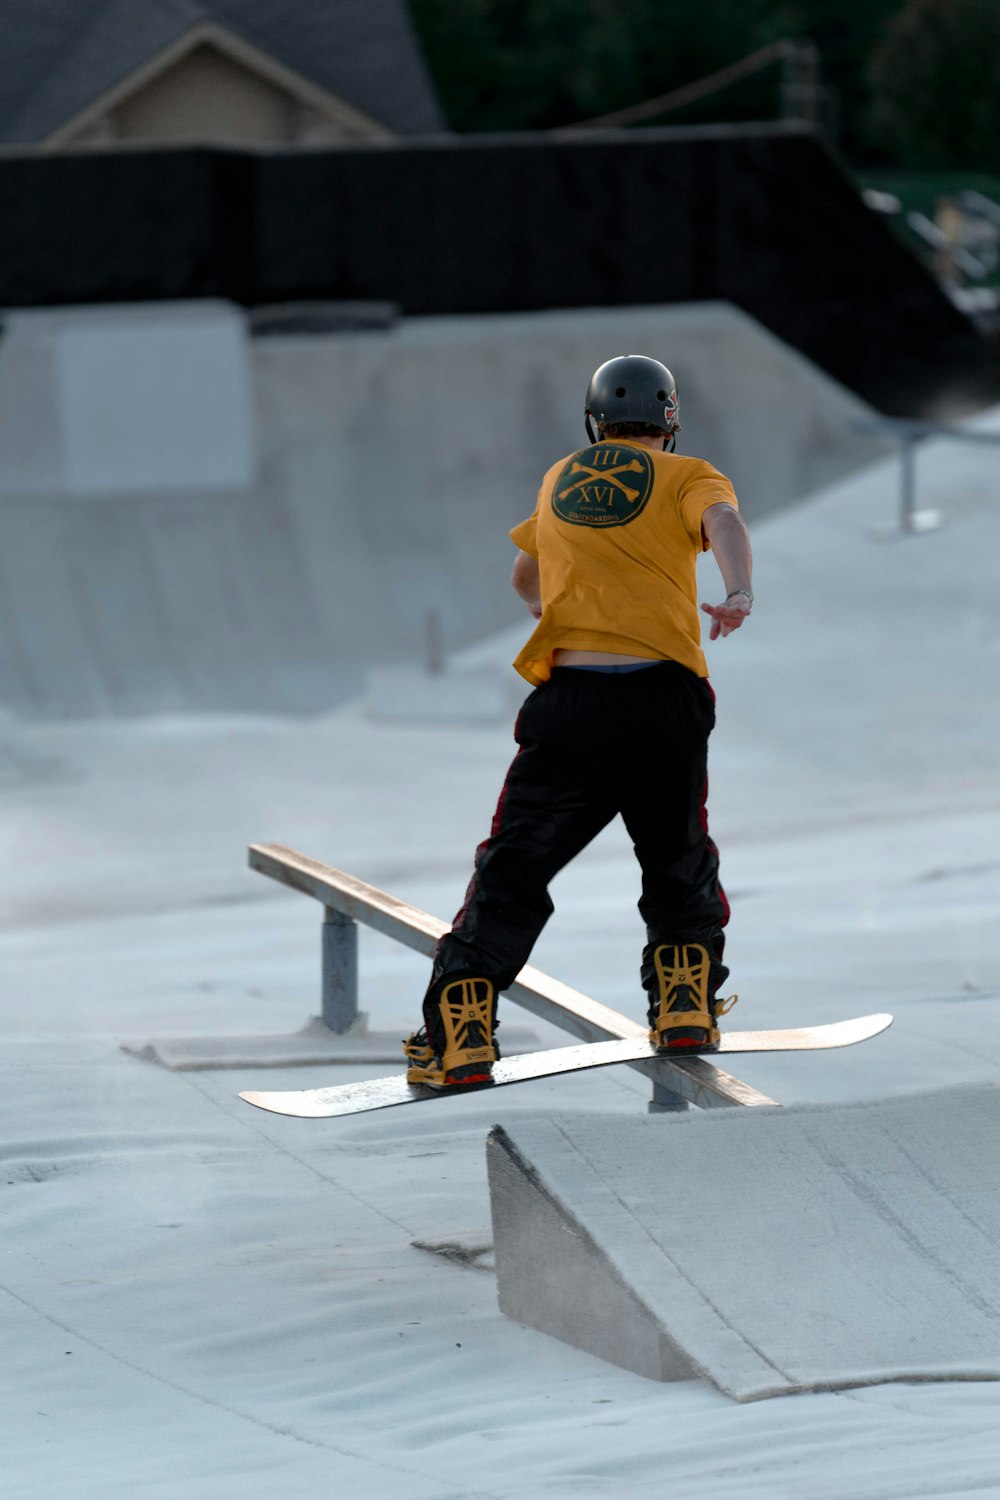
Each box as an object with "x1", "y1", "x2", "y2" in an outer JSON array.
[
  {"x1": 410, "y1": 0, "x2": 776, "y2": 132},
  {"x1": 868, "y1": 0, "x2": 1000, "y2": 167},
  {"x1": 409, "y1": 0, "x2": 1000, "y2": 166}
]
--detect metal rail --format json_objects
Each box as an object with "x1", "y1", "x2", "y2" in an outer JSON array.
[
  {"x1": 248, "y1": 843, "x2": 777, "y2": 1112},
  {"x1": 854, "y1": 417, "x2": 1000, "y2": 535}
]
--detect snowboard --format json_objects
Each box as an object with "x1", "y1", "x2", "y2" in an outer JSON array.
[{"x1": 238, "y1": 1013, "x2": 892, "y2": 1119}]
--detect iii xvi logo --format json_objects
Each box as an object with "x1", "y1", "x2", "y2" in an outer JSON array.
[{"x1": 551, "y1": 443, "x2": 654, "y2": 527}]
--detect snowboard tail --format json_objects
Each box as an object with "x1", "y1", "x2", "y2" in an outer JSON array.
[{"x1": 238, "y1": 1013, "x2": 893, "y2": 1120}]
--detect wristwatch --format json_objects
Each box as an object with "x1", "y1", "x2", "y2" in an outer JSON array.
[{"x1": 726, "y1": 589, "x2": 753, "y2": 606}]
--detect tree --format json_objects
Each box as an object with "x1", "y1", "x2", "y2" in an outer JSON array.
[
  {"x1": 868, "y1": 0, "x2": 1000, "y2": 167},
  {"x1": 410, "y1": 0, "x2": 776, "y2": 132}
]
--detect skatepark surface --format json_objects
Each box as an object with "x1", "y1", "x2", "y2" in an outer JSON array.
[{"x1": 2, "y1": 404, "x2": 1000, "y2": 1494}]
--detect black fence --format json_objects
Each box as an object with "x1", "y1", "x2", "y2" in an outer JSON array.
[{"x1": 3, "y1": 124, "x2": 999, "y2": 417}]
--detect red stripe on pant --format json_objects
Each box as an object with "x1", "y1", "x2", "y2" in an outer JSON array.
[
  {"x1": 447, "y1": 722, "x2": 524, "y2": 936},
  {"x1": 698, "y1": 772, "x2": 730, "y2": 928}
]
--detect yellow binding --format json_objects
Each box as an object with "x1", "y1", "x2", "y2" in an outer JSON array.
[
  {"x1": 648, "y1": 943, "x2": 738, "y2": 1050},
  {"x1": 404, "y1": 976, "x2": 497, "y2": 1086}
]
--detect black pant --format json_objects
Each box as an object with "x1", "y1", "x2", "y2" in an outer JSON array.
[{"x1": 424, "y1": 663, "x2": 730, "y2": 1021}]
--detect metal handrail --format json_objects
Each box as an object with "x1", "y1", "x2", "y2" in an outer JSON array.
[
  {"x1": 854, "y1": 417, "x2": 1000, "y2": 534},
  {"x1": 248, "y1": 842, "x2": 777, "y2": 1112}
]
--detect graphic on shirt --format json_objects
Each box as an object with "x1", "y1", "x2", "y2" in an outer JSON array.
[{"x1": 551, "y1": 443, "x2": 654, "y2": 528}]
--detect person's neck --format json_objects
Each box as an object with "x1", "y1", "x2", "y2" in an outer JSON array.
[{"x1": 601, "y1": 433, "x2": 663, "y2": 451}]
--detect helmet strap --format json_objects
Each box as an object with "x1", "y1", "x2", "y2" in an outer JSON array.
[{"x1": 585, "y1": 414, "x2": 598, "y2": 443}]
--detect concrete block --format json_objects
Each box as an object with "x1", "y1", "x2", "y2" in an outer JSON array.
[
  {"x1": 0, "y1": 302, "x2": 256, "y2": 495},
  {"x1": 488, "y1": 1085, "x2": 1000, "y2": 1400}
]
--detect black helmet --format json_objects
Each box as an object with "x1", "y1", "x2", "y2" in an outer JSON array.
[{"x1": 584, "y1": 355, "x2": 680, "y2": 447}]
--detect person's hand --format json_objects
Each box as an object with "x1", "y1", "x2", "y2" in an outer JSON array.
[{"x1": 701, "y1": 592, "x2": 751, "y2": 640}]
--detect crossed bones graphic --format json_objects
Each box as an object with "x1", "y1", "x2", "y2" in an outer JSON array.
[{"x1": 562, "y1": 456, "x2": 646, "y2": 504}]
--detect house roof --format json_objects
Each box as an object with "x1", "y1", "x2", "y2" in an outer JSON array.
[{"x1": 0, "y1": 0, "x2": 445, "y2": 143}]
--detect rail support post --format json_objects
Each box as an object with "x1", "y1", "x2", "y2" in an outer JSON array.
[
  {"x1": 898, "y1": 431, "x2": 942, "y2": 534},
  {"x1": 648, "y1": 1079, "x2": 689, "y2": 1114},
  {"x1": 322, "y1": 906, "x2": 360, "y2": 1033},
  {"x1": 900, "y1": 431, "x2": 917, "y2": 532}
]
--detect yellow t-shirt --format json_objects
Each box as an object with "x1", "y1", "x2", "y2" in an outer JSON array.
[{"x1": 509, "y1": 440, "x2": 738, "y2": 686}]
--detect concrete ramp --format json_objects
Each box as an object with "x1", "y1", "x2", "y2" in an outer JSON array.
[
  {"x1": 0, "y1": 299, "x2": 886, "y2": 720},
  {"x1": 487, "y1": 1085, "x2": 1000, "y2": 1400}
]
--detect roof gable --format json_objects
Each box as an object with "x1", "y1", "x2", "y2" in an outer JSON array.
[
  {"x1": 45, "y1": 19, "x2": 393, "y2": 145},
  {"x1": 0, "y1": 0, "x2": 444, "y2": 142}
]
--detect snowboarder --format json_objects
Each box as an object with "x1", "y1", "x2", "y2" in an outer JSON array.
[{"x1": 403, "y1": 354, "x2": 753, "y2": 1089}]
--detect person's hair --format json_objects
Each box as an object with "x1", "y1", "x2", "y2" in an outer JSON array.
[{"x1": 599, "y1": 420, "x2": 666, "y2": 440}]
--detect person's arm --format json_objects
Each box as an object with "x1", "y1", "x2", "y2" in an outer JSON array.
[
  {"x1": 512, "y1": 550, "x2": 542, "y2": 618},
  {"x1": 700, "y1": 503, "x2": 753, "y2": 640}
]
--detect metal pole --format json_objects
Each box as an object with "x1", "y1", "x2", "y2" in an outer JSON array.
[
  {"x1": 321, "y1": 906, "x2": 359, "y2": 1033},
  {"x1": 900, "y1": 434, "x2": 918, "y2": 533},
  {"x1": 424, "y1": 608, "x2": 445, "y2": 676},
  {"x1": 648, "y1": 1080, "x2": 689, "y2": 1114},
  {"x1": 780, "y1": 40, "x2": 820, "y2": 128}
]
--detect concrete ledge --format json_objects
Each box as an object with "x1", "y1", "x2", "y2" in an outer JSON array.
[{"x1": 488, "y1": 1085, "x2": 1000, "y2": 1400}]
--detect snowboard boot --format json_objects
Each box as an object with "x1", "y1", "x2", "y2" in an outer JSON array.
[
  {"x1": 647, "y1": 943, "x2": 737, "y2": 1052},
  {"x1": 403, "y1": 974, "x2": 498, "y2": 1089}
]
